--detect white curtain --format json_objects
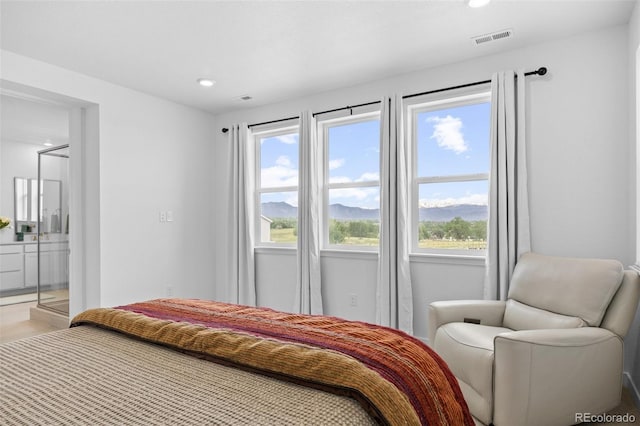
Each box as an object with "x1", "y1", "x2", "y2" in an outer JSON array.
[
  {"x1": 295, "y1": 111, "x2": 323, "y2": 314},
  {"x1": 228, "y1": 123, "x2": 257, "y2": 306},
  {"x1": 484, "y1": 70, "x2": 531, "y2": 301},
  {"x1": 377, "y1": 95, "x2": 413, "y2": 334}
]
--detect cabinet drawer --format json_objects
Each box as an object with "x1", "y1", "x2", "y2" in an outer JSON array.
[
  {"x1": 0, "y1": 253, "x2": 23, "y2": 273},
  {"x1": 0, "y1": 270, "x2": 25, "y2": 290},
  {"x1": 24, "y1": 243, "x2": 68, "y2": 253},
  {"x1": 0, "y1": 245, "x2": 23, "y2": 255}
]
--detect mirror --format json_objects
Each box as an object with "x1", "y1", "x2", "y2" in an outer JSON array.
[{"x1": 14, "y1": 177, "x2": 62, "y2": 234}]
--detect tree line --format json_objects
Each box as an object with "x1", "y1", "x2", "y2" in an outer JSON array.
[
  {"x1": 269, "y1": 217, "x2": 487, "y2": 243},
  {"x1": 419, "y1": 217, "x2": 487, "y2": 241}
]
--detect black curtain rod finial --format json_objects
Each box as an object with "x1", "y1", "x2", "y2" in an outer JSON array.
[
  {"x1": 222, "y1": 127, "x2": 229, "y2": 133},
  {"x1": 537, "y1": 67, "x2": 547, "y2": 76}
]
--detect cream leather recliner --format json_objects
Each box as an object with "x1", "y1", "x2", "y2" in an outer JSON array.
[{"x1": 428, "y1": 252, "x2": 640, "y2": 426}]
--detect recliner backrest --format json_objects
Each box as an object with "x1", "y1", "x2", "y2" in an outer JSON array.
[
  {"x1": 502, "y1": 299, "x2": 587, "y2": 330},
  {"x1": 505, "y1": 252, "x2": 624, "y2": 329},
  {"x1": 600, "y1": 270, "x2": 640, "y2": 337}
]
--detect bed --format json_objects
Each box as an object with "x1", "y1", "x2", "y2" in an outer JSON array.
[{"x1": 1, "y1": 298, "x2": 473, "y2": 425}]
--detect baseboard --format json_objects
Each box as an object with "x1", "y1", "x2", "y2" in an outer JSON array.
[{"x1": 623, "y1": 372, "x2": 640, "y2": 408}]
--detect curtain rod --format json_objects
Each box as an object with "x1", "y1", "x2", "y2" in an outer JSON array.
[
  {"x1": 403, "y1": 66, "x2": 547, "y2": 100},
  {"x1": 221, "y1": 66, "x2": 547, "y2": 133}
]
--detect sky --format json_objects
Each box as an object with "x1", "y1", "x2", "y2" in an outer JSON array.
[
  {"x1": 259, "y1": 98, "x2": 491, "y2": 212},
  {"x1": 417, "y1": 100, "x2": 491, "y2": 208}
]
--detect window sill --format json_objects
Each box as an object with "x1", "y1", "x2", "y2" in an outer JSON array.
[
  {"x1": 254, "y1": 247, "x2": 379, "y2": 261},
  {"x1": 254, "y1": 246, "x2": 296, "y2": 256},
  {"x1": 254, "y1": 246, "x2": 485, "y2": 266},
  {"x1": 409, "y1": 253, "x2": 485, "y2": 266},
  {"x1": 320, "y1": 249, "x2": 378, "y2": 260}
]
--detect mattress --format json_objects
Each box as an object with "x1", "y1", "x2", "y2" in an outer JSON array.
[
  {"x1": 1, "y1": 326, "x2": 375, "y2": 425},
  {"x1": 1, "y1": 298, "x2": 473, "y2": 425}
]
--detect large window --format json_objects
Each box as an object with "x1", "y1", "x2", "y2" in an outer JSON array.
[
  {"x1": 320, "y1": 113, "x2": 381, "y2": 249},
  {"x1": 255, "y1": 125, "x2": 299, "y2": 246},
  {"x1": 408, "y1": 91, "x2": 491, "y2": 254}
]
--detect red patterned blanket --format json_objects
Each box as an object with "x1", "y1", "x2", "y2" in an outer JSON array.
[{"x1": 71, "y1": 299, "x2": 473, "y2": 425}]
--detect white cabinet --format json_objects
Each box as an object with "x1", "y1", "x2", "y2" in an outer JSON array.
[
  {"x1": 1, "y1": 242, "x2": 68, "y2": 292},
  {"x1": 0, "y1": 245, "x2": 25, "y2": 291},
  {"x1": 24, "y1": 243, "x2": 68, "y2": 287}
]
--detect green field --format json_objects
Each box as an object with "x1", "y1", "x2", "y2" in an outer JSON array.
[
  {"x1": 268, "y1": 227, "x2": 485, "y2": 250},
  {"x1": 268, "y1": 228, "x2": 379, "y2": 246},
  {"x1": 269, "y1": 228, "x2": 297, "y2": 243},
  {"x1": 418, "y1": 239, "x2": 486, "y2": 250}
]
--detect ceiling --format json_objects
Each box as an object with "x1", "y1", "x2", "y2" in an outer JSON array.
[
  {"x1": 0, "y1": 0, "x2": 636, "y2": 115},
  {"x1": 1, "y1": 94, "x2": 69, "y2": 146}
]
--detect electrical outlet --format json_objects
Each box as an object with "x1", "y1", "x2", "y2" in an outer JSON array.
[
  {"x1": 159, "y1": 211, "x2": 167, "y2": 222},
  {"x1": 166, "y1": 210, "x2": 174, "y2": 222},
  {"x1": 166, "y1": 286, "x2": 173, "y2": 297},
  {"x1": 349, "y1": 294, "x2": 358, "y2": 307}
]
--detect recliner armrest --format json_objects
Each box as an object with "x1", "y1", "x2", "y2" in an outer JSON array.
[
  {"x1": 428, "y1": 300, "x2": 506, "y2": 344},
  {"x1": 493, "y1": 328, "x2": 623, "y2": 426}
]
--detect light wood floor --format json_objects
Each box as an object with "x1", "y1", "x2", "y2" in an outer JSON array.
[
  {"x1": 0, "y1": 300, "x2": 67, "y2": 344},
  {"x1": 1, "y1": 301, "x2": 638, "y2": 425}
]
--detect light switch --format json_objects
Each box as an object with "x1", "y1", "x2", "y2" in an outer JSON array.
[
  {"x1": 159, "y1": 211, "x2": 167, "y2": 222},
  {"x1": 166, "y1": 211, "x2": 174, "y2": 222}
]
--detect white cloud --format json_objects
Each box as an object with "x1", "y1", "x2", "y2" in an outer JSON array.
[
  {"x1": 428, "y1": 115, "x2": 468, "y2": 154},
  {"x1": 419, "y1": 193, "x2": 488, "y2": 208},
  {"x1": 285, "y1": 194, "x2": 298, "y2": 207},
  {"x1": 328, "y1": 176, "x2": 352, "y2": 184},
  {"x1": 356, "y1": 172, "x2": 379, "y2": 182},
  {"x1": 275, "y1": 155, "x2": 292, "y2": 167},
  {"x1": 261, "y1": 157, "x2": 298, "y2": 187},
  {"x1": 326, "y1": 171, "x2": 380, "y2": 208},
  {"x1": 329, "y1": 171, "x2": 379, "y2": 184},
  {"x1": 275, "y1": 134, "x2": 297, "y2": 145},
  {"x1": 331, "y1": 187, "x2": 379, "y2": 204},
  {"x1": 329, "y1": 158, "x2": 345, "y2": 170}
]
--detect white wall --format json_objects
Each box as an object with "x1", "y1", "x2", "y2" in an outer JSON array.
[
  {"x1": 629, "y1": 0, "x2": 640, "y2": 402},
  {"x1": 632, "y1": 1, "x2": 640, "y2": 274},
  {"x1": 1, "y1": 50, "x2": 217, "y2": 316},
  {"x1": 213, "y1": 25, "x2": 635, "y2": 352}
]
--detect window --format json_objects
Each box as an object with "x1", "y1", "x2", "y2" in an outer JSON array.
[
  {"x1": 320, "y1": 113, "x2": 381, "y2": 249},
  {"x1": 408, "y1": 90, "x2": 491, "y2": 254},
  {"x1": 255, "y1": 125, "x2": 299, "y2": 246}
]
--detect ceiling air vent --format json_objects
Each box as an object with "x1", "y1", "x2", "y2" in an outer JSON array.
[
  {"x1": 233, "y1": 94, "x2": 253, "y2": 102},
  {"x1": 471, "y1": 28, "x2": 513, "y2": 46}
]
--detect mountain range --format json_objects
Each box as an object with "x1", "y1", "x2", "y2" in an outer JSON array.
[{"x1": 261, "y1": 201, "x2": 488, "y2": 222}]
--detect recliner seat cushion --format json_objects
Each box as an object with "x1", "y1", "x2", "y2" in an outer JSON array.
[
  {"x1": 434, "y1": 322, "x2": 511, "y2": 426},
  {"x1": 508, "y1": 252, "x2": 623, "y2": 326}
]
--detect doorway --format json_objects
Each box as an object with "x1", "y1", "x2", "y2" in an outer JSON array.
[{"x1": 0, "y1": 81, "x2": 99, "y2": 321}]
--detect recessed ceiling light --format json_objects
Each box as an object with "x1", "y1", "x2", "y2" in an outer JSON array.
[
  {"x1": 468, "y1": 0, "x2": 491, "y2": 7},
  {"x1": 197, "y1": 78, "x2": 215, "y2": 87}
]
